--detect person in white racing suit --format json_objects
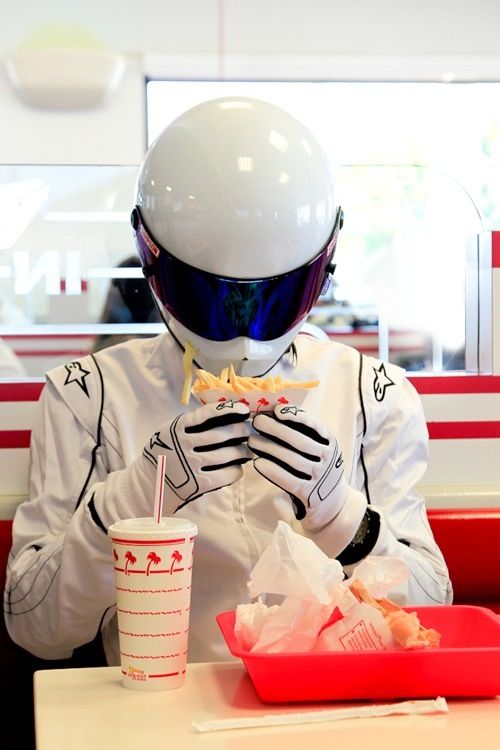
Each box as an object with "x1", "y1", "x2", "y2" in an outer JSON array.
[{"x1": 4, "y1": 98, "x2": 452, "y2": 665}]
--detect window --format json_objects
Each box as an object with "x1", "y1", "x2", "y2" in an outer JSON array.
[
  {"x1": 0, "y1": 164, "x2": 163, "y2": 378},
  {"x1": 147, "y1": 80, "x2": 495, "y2": 372}
]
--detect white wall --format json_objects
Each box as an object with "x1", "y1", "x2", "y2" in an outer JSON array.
[
  {"x1": 1, "y1": 0, "x2": 500, "y2": 165},
  {"x1": 3, "y1": 0, "x2": 500, "y2": 57}
]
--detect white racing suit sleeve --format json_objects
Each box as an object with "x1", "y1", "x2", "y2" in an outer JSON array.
[
  {"x1": 4, "y1": 378, "x2": 117, "y2": 659},
  {"x1": 310, "y1": 363, "x2": 453, "y2": 607}
]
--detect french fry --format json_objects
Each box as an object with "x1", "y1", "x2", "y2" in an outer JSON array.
[
  {"x1": 281, "y1": 377, "x2": 321, "y2": 389},
  {"x1": 191, "y1": 366, "x2": 319, "y2": 395},
  {"x1": 181, "y1": 339, "x2": 199, "y2": 405}
]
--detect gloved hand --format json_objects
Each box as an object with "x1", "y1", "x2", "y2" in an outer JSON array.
[
  {"x1": 248, "y1": 403, "x2": 353, "y2": 531},
  {"x1": 95, "y1": 400, "x2": 252, "y2": 529},
  {"x1": 140, "y1": 399, "x2": 252, "y2": 510}
]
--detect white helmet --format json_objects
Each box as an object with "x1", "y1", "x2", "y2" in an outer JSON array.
[{"x1": 132, "y1": 96, "x2": 342, "y2": 376}]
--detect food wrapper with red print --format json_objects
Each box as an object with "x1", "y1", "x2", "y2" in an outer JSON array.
[
  {"x1": 217, "y1": 523, "x2": 500, "y2": 701},
  {"x1": 191, "y1": 366, "x2": 319, "y2": 414},
  {"x1": 193, "y1": 387, "x2": 313, "y2": 414},
  {"x1": 232, "y1": 521, "x2": 440, "y2": 653}
]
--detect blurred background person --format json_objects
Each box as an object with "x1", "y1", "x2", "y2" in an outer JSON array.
[{"x1": 93, "y1": 256, "x2": 161, "y2": 352}]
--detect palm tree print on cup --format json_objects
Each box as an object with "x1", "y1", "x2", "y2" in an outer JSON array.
[
  {"x1": 124, "y1": 550, "x2": 137, "y2": 575},
  {"x1": 170, "y1": 550, "x2": 182, "y2": 574},
  {"x1": 113, "y1": 549, "x2": 118, "y2": 563},
  {"x1": 146, "y1": 551, "x2": 161, "y2": 576}
]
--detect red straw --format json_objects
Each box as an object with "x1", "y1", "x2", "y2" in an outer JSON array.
[{"x1": 154, "y1": 454, "x2": 166, "y2": 524}]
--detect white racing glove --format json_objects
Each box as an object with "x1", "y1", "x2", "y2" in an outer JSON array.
[
  {"x1": 140, "y1": 400, "x2": 252, "y2": 509},
  {"x1": 94, "y1": 400, "x2": 251, "y2": 529},
  {"x1": 248, "y1": 404, "x2": 367, "y2": 543}
]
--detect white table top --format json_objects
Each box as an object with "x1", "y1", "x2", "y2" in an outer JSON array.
[{"x1": 34, "y1": 662, "x2": 500, "y2": 750}]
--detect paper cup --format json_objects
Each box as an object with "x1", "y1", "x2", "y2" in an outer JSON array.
[{"x1": 108, "y1": 516, "x2": 198, "y2": 691}]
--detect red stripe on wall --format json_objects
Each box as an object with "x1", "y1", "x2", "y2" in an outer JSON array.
[
  {"x1": 410, "y1": 375, "x2": 500, "y2": 395},
  {"x1": 0, "y1": 430, "x2": 31, "y2": 448},
  {"x1": 0, "y1": 382, "x2": 45, "y2": 402},
  {"x1": 3, "y1": 334, "x2": 94, "y2": 341},
  {"x1": 427, "y1": 421, "x2": 500, "y2": 439},
  {"x1": 492, "y1": 231, "x2": 500, "y2": 268},
  {"x1": 12, "y1": 350, "x2": 89, "y2": 358}
]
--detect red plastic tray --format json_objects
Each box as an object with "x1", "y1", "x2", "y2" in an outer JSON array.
[{"x1": 217, "y1": 605, "x2": 500, "y2": 702}]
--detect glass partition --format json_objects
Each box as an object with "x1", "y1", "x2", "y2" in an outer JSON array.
[
  {"x1": 310, "y1": 164, "x2": 482, "y2": 372},
  {"x1": 0, "y1": 164, "x2": 163, "y2": 378},
  {"x1": 0, "y1": 160, "x2": 484, "y2": 377}
]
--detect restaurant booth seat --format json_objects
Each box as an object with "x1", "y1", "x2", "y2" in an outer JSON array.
[{"x1": 426, "y1": 507, "x2": 500, "y2": 614}]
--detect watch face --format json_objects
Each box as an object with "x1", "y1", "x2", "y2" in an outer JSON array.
[
  {"x1": 336, "y1": 507, "x2": 381, "y2": 567},
  {"x1": 351, "y1": 511, "x2": 370, "y2": 545}
]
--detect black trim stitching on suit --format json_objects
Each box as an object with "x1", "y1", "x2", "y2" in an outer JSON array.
[
  {"x1": 407, "y1": 553, "x2": 452, "y2": 591},
  {"x1": 359, "y1": 446, "x2": 372, "y2": 505},
  {"x1": 7, "y1": 545, "x2": 63, "y2": 604},
  {"x1": 97, "y1": 604, "x2": 115, "y2": 638},
  {"x1": 88, "y1": 493, "x2": 107, "y2": 534},
  {"x1": 357, "y1": 354, "x2": 372, "y2": 505},
  {"x1": 358, "y1": 352, "x2": 367, "y2": 437},
  {"x1": 5, "y1": 552, "x2": 38, "y2": 596},
  {"x1": 5, "y1": 544, "x2": 62, "y2": 599},
  {"x1": 142, "y1": 449, "x2": 157, "y2": 470},
  {"x1": 6, "y1": 560, "x2": 62, "y2": 614},
  {"x1": 407, "y1": 565, "x2": 449, "y2": 604},
  {"x1": 74, "y1": 354, "x2": 105, "y2": 511}
]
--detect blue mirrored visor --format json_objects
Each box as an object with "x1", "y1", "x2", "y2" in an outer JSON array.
[{"x1": 132, "y1": 207, "x2": 342, "y2": 342}]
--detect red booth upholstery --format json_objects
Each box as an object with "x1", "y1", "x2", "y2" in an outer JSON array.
[{"x1": 427, "y1": 507, "x2": 500, "y2": 613}]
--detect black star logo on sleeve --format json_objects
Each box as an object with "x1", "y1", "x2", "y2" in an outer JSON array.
[
  {"x1": 63, "y1": 361, "x2": 91, "y2": 397},
  {"x1": 373, "y1": 363, "x2": 395, "y2": 402}
]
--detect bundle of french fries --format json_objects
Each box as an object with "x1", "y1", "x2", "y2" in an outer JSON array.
[{"x1": 192, "y1": 364, "x2": 319, "y2": 395}]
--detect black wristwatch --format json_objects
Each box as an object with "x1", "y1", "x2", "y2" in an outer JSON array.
[{"x1": 336, "y1": 506, "x2": 381, "y2": 567}]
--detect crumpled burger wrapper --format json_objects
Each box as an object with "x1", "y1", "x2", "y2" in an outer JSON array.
[{"x1": 234, "y1": 521, "x2": 439, "y2": 653}]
